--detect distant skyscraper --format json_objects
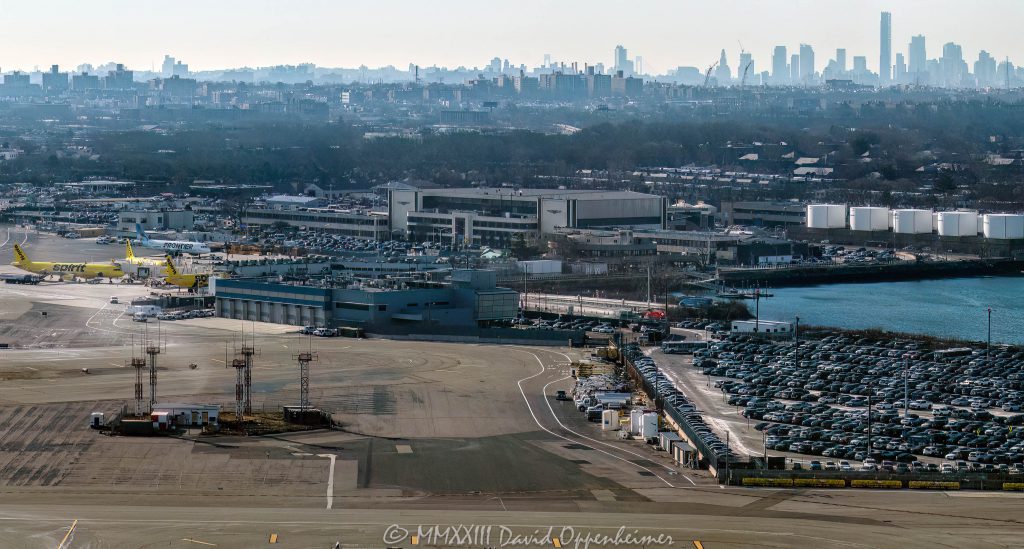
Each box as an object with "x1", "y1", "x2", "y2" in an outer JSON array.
[
  {"x1": 771, "y1": 46, "x2": 788, "y2": 84},
  {"x1": 614, "y1": 45, "x2": 628, "y2": 73},
  {"x1": 714, "y1": 49, "x2": 731, "y2": 84},
  {"x1": 543, "y1": 53, "x2": 552, "y2": 67},
  {"x1": 880, "y1": 12, "x2": 892, "y2": 83},
  {"x1": 895, "y1": 53, "x2": 907, "y2": 84},
  {"x1": 941, "y1": 42, "x2": 966, "y2": 87},
  {"x1": 799, "y1": 44, "x2": 815, "y2": 84},
  {"x1": 836, "y1": 49, "x2": 847, "y2": 73},
  {"x1": 738, "y1": 52, "x2": 754, "y2": 83},
  {"x1": 908, "y1": 35, "x2": 926, "y2": 78},
  {"x1": 853, "y1": 56, "x2": 868, "y2": 74},
  {"x1": 162, "y1": 55, "x2": 175, "y2": 78},
  {"x1": 790, "y1": 54, "x2": 800, "y2": 82},
  {"x1": 635, "y1": 56, "x2": 643, "y2": 75},
  {"x1": 974, "y1": 51, "x2": 996, "y2": 87}
]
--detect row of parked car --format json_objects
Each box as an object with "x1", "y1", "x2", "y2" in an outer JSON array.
[
  {"x1": 696, "y1": 334, "x2": 1024, "y2": 470},
  {"x1": 298, "y1": 326, "x2": 340, "y2": 337},
  {"x1": 156, "y1": 309, "x2": 215, "y2": 321},
  {"x1": 517, "y1": 317, "x2": 617, "y2": 333},
  {"x1": 622, "y1": 343, "x2": 737, "y2": 462}
]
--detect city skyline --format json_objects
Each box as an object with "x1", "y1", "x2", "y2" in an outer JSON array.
[{"x1": 2, "y1": 1, "x2": 1024, "y2": 77}]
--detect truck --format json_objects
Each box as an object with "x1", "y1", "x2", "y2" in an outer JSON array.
[{"x1": 0, "y1": 274, "x2": 43, "y2": 285}]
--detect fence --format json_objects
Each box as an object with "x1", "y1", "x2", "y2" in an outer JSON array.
[{"x1": 727, "y1": 468, "x2": 1024, "y2": 490}]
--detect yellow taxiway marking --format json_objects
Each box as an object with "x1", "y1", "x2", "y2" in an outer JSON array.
[
  {"x1": 693, "y1": 541, "x2": 704, "y2": 549},
  {"x1": 269, "y1": 532, "x2": 278, "y2": 543},
  {"x1": 57, "y1": 519, "x2": 77, "y2": 548},
  {"x1": 181, "y1": 539, "x2": 217, "y2": 546}
]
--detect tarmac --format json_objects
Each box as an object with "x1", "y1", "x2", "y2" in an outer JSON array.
[{"x1": 0, "y1": 228, "x2": 1021, "y2": 547}]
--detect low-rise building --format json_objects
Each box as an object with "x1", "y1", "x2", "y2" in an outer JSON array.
[
  {"x1": 720, "y1": 200, "x2": 806, "y2": 227},
  {"x1": 215, "y1": 269, "x2": 518, "y2": 332},
  {"x1": 731, "y1": 320, "x2": 793, "y2": 335},
  {"x1": 117, "y1": 209, "x2": 195, "y2": 232},
  {"x1": 241, "y1": 207, "x2": 389, "y2": 240},
  {"x1": 389, "y1": 187, "x2": 665, "y2": 248}
]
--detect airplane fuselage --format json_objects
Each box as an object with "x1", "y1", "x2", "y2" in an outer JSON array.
[
  {"x1": 17, "y1": 260, "x2": 124, "y2": 278},
  {"x1": 138, "y1": 239, "x2": 210, "y2": 255}
]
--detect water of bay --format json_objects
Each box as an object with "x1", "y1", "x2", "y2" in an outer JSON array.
[{"x1": 750, "y1": 275, "x2": 1024, "y2": 344}]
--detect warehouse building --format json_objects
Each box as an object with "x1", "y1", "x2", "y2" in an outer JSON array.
[
  {"x1": 215, "y1": 269, "x2": 518, "y2": 331},
  {"x1": 388, "y1": 187, "x2": 665, "y2": 248}
]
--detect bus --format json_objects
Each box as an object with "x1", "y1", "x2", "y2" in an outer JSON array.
[{"x1": 660, "y1": 341, "x2": 709, "y2": 354}]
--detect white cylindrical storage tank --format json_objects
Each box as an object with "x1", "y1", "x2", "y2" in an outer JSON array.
[
  {"x1": 629, "y1": 408, "x2": 644, "y2": 435},
  {"x1": 640, "y1": 412, "x2": 659, "y2": 440},
  {"x1": 937, "y1": 211, "x2": 978, "y2": 237},
  {"x1": 806, "y1": 204, "x2": 847, "y2": 229},
  {"x1": 893, "y1": 209, "x2": 933, "y2": 234},
  {"x1": 601, "y1": 409, "x2": 619, "y2": 431},
  {"x1": 850, "y1": 207, "x2": 890, "y2": 231},
  {"x1": 932, "y1": 212, "x2": 939, "y2": 232},
  {"x1": 983, "y1": 214, "x2": 1024, "y2": 240}
]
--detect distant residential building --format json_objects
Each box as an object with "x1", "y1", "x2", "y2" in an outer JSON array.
[
  {"x1": 41, "y1": 65, "x2": 69, "y2": 93},
  {"x1": 611, "y1": 71, "x2": 643, "y2": 97},
  {"x1": 103, "y1": 64, "x2": 134, "y2": 89},
  {"x1": 72, "y1": 72, "x2": 100, "y2": 91}
]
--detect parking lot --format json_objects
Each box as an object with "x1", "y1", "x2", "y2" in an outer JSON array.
[{"x1": 675, "y1": 333, "x2": 1024, "y2": 474}]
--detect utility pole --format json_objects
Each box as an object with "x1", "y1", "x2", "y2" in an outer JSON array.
[{"x1": 794, "y1": 316, "x2": 800, "y2": 343}]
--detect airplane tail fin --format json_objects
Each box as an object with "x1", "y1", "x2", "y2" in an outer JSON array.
[
  {"x1": 12, "y1": 244, "x2": 28, "y2": 264},
  {"x1": 126, "y1": 239, "x2": 135, "y2": 260},
  {"x1": 164, "y1": 255, "x2": 178, "y2": 276},
  {"x1": 135, "y1": 223, "x2": 149, "y2": 242}
]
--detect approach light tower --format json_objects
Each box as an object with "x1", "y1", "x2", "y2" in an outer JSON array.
[
  {"x1": 240, "y1": 344, "x2": 255, "y2": 414},
  {"x1": 293, "y1": 351, "x2": 319, "y2": 410},
  {"x1": 231, "y1": 357, "x2": 246, "y2": 421},
  {"x1": 145, "y1": 337, "x2": 162, "y2": 412},
  {"x1": 130, "y1": 357, "x2": 147, "y2": 417}
]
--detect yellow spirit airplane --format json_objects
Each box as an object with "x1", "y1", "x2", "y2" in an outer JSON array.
[
  {"x1": 124, "y1": 240, "x2": 167, "y2": 268},
  {"x1": 163, "y1": 255, "x2": 210, "y2": 290},
  {"x1": 13, "y1": 244, "x2": 124, "y2": 280}
]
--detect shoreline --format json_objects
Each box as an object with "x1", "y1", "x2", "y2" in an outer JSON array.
[{"x1": 717, "y1": 258, "x2": 1024, "y2": 288}]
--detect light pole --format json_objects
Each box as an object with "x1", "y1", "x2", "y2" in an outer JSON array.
[
  {"x1": 903, "y1": 355, "x2": 910, "y2": 420},
  {"x1": 763, "y1": 430, "x2": 768, "y2": 470},
  {"x1": 754, "y1": 289, "x2": 761, "y2": 334},
  {"x1": 987, "y1": 308, "x2": 992, "y2": 361},
  {"x1": 795, "y1": 315, "x2": 800, "y2": 343},
  {"x1": 866, "y1": 381, "x2": 873, "y2": 460}
]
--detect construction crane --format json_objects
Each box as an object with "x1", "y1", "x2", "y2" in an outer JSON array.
[
  {"x1": 703, "y1": 60, "x2": 719, "y2": 87},
  {"x1": 741, "y1": 61, "x2": 754, "y2": 87}
]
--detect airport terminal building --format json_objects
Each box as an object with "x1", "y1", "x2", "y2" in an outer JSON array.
[
  {"x1": 388, "y1": 187, "x2": 666, "y2": 248},
  {"x1": 214, "y1": 270, "x2": 518, "y2": 332}
]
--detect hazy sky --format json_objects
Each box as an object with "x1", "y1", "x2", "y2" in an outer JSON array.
[{"x1": 2, "y1": 1, "x2": 1022, "y2": 74}]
